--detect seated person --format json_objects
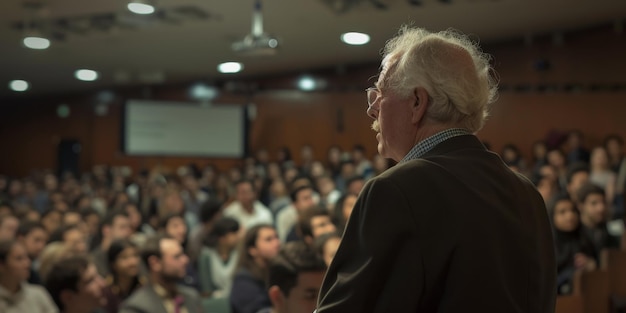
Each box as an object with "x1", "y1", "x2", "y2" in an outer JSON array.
[
  {"x1": 44, "y1": 254, "x2": 108, "y2": 313},
  {"x1": 0, "y1": 239, "x2": 58, "y2": 313},
  {"x1": 314, "y1": 232, "x2": 342, "y2": 267},
  {"x1": 550, "y1": 196, "x2": 596, "y2": 294},
  {"x1": 260, "y1": 241, "x2": 327, "y2": 313},
  {"x1": 198, "y1": 217, "x2": 240, "y2": 298},
  {"x1": 230, "y1": 224, "x2": 281, "y2": 313},
  {"x1": 159, "y1": 212, "x2": 200, "y2": 291},
  {"x1": 49, "y1": 224, "x2": 88, "y2": 254},
  {"x1": 577, "y1": 183, "x2": 621, "y2": 257},
  {"x1": 298, "y1": 206, "x2": 337, "y2": 247},
  {"x1": 16, "y1": 221, "x2": 49, "y2": 284},
  {"x1": 103, "y1": 239, "x2": 145, "y2": 313},
  {"x1": 119, "y1": 234, "x2": 202, "y2": 313}
]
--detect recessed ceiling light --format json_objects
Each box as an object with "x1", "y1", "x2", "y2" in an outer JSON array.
[
  {"x1": 189, "y1": 83, "x2": 219, "y2": 101},
  {"x1": 298, "y1": 76, "x2": 316, "y2": 91},
  {"x1": 218, "y1": 62, "x2": 243, "y2": 74},
  {"x1": 57, "y1": 104, "x2": 71, "y2": 118},
  {"x1": 127, "y1": 1, "x2": 155, "y2": 14},
  {"x1": 75, "y1": 69, "x2": 99, "y2": 82},
  {"x1": 23, "y1": 36, "x2": 50, "y2": 50},
  {"x1": 9, "y1": 80, "x2": 30, "y2": 92},
  {"x1": 341, "y1": 32, "x2": 370, "y2": 45}
]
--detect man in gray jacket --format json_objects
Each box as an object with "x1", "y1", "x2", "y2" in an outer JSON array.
[{"x1": 119, "y1": 234, "x2": 202, "y2": 313}]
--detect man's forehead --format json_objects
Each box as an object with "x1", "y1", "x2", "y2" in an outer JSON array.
[
  {"x1": 295, "y1": 271, "x2": 325, "y2": 287},
  {"x1": 160, "y1": 238, "x2": 182, "y2": 254},
  {"x1": 312, "y1": 215, "x2": 331, "y2": 224}
]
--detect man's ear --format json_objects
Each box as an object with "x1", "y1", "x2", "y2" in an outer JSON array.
[
  {"x1": 411, "y1": 87, "x2": 430, "y2": 125},
  {"x1": 268, "y1": 285, "x2": 284, "y2": 309}
]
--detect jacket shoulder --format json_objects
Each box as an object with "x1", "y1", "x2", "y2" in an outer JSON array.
[
  {"x1": 178, "y1": 284, "x2": 201, "y2": 299},
  {"x1": 120, "y1": 286, "x2": 154, "y2": 310}
]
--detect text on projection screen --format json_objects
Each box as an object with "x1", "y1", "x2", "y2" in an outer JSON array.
[{"x1": 125, "y1": 100, "x2": 244, "y2": 157}]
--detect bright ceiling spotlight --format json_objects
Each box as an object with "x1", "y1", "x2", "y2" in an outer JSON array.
[
  {"x1": 23, "y1": 35, "x2": 50, "y2": 49},
  {"x1": 127, "y1": 0, "x2": 156, "y2": 14},
  {"x1": 340, "y1": 32, "x2": 370, "y2": 45},
  {"x1": 298, "y1": 76, "x2": 316, "y2": 91},
  {"x1": 9, "y1": 80, "x2": 30, "y2": 92},
  {"x1": 218, "y1": 62, "x2": 244, "y2": 74},
  {"x1": 75, "y1": 69, "x2": 99, "y2": 81}
]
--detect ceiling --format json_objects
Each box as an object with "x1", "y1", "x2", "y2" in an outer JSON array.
[{"x1": 1, "y1": 0, "x2": 625, "y2": 99}]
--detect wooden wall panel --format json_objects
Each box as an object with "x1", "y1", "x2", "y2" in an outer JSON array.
[{"x1": 2, "y1": 27, "x2": 626, "y2": 177}]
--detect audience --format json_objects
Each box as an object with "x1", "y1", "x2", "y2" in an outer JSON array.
[
  {"x1": 224, "y1": 180, "x2": 273, "y2": 232},
  {"x1": 531, "y1": 140, "x2": 549, "y2": 177},
  {"x1": 186, "y1": 199, "x2": 222, "y2": 263},
  {"x1": 332, "y1": 193, "x2": 358, "y2": 231},
  {"x1": 276, "y1": 185, "x2": 317, "y2": 242},
  {"x1": 0, "y1": 134, "x2": 624, "y2": 308},
  {"x1": 230, "y1": 224, "x2": 281, "y2": 313},
  {"x1": 605, "y1": 134, "x2": 626, "y2": 217},
  {"x1": 565, "y1": 130, "x2": 591, "y2": 165},
  {"x1": 315, "y1": 175, "x2": 341, "y2": 211},
  {"x1": 577, "y1": 183, "x2": 621, "y2": 257},
  {"x1": 0, "y1": 214, "x2": 19, "y2": 241},
  {"x1": 50, "y1": 224, "x2": 88, "y2": 254},
  {"x1": 44, "y1": 254, "x2": 107, "y2": 313},
  {"x1": 159, "y1": 212, "x2": 200, "y2": 291},
  {"x1": 313, "y1": 232, "x2": 342, "y2": 267},
  {"x1": 16, "y1": 221, "x2": 49, "y2": 284},
  {"x1": 262, "y1": 241, "x2": 327, "y2": 313},
  {"x1": 550, "y1": 196, "x2": 596, "y2": 294},
  {"x1": 119, "y1": 234, "x2": 202, "y2": 313},
  {"x1": 565, "y1": 163, "x2": 590, "y2": 203},
  {"x1": 589, "y1": 146, "x2": 617, "y2": 206},
  {"x1": 547, "y1": 148, "x2": 569, "y2": 192},
  {"x1": 198, "y1": 217, "x2": 240, "y2": 298},
  {"x1": 0, "y1": 239, "x2": 58, "y2": 313},
  {"x1": 91, "y1": 210, "x2": 133, "y2": 276},
  {"x1": 103, "y1": 239, "x2": 144, "y2": 313},
  {"x1": 297, "y1": 206, "x2": 337, "y2": 247}
]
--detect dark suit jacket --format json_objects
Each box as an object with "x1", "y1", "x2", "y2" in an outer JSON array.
[
  {"x1": 118, "y1": 283, "x2": 203, "y2": 313},
  {"x1": 316, "y1": 135, "x2": 556, "y2": 313}
]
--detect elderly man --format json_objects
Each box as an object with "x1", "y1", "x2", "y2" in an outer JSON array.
[{"x1": 316, "y1": 26, "x2": 556, "y2": 313}]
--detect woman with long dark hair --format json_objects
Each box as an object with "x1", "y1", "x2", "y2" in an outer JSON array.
[
  {"x1": 550, "y1": 195, "x2": 596, "y2": 294},
  {"x1": 102, "y1": 239, "x2": 144, "y2": 313},
  {"x1": 229, "y1": 224, "x2": 280, "y2": 313}
]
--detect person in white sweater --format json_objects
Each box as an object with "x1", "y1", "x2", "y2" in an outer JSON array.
[{"x1": 0, "y1": 239, "x2": 58, "y2": 313}]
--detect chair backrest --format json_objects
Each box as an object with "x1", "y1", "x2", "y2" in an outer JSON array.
[
  {"x1": 556, "y1": 295, "x2": 584, "y2": 313},
  {"x1": 203, "y1": 297, "x2": 231, "y2": 313},
  {"x1": 576, "y1": 268, "x2": 610, "y2": 313},
  {"x1": 601, "y1": 249, "x2": 626, "y2": 297}
]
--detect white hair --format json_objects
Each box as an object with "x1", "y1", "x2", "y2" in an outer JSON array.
[{"x1": 382, "y1": 26, "x2": 498, "y2": 132}]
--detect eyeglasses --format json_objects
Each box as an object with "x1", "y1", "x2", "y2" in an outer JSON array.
[{"x1": 366, "y1": 87, "x2": 381, "y2": 107}]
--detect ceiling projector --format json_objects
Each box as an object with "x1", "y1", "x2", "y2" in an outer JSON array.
[
  {"x1": 232, "y1": 0, "x2": 279, "y2": 56},
  {"x1": 232, "y1": 33, "x2": 279, "y2": 56}
]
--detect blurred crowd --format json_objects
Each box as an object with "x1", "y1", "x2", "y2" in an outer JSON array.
[
  {"x1": 496, "y1": 131, "x2": 626, "y2": 295},
  {"x1": 0, "y1": 132, "x2": 624, "y2": 312},
  {"x1": 0, "y1": 144, "x2": 387, "y2": 313}
]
